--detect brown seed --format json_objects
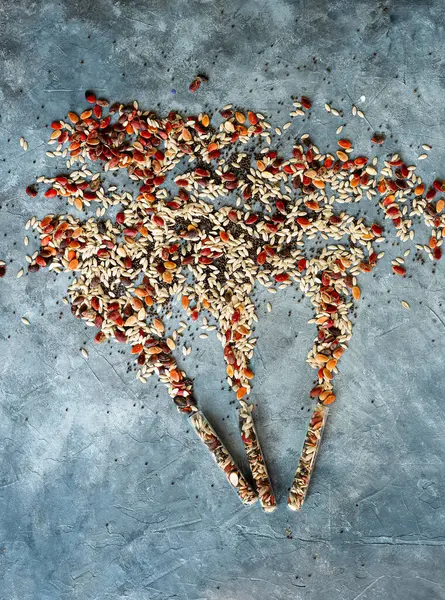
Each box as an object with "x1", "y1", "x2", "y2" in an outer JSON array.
[
  {"x1": 322, "y1": 394, "x2": 336, "y2": 405},
  {"x1": 153, "y1": 318, "x2": 164, "y2": 333},
  {"x1": 326, "y1": 358, "x2": 337, "y2": 371},
  {"x1": 315, "y1": 353, "x2": 329, "y2": 364},
  {"x1": 68, "y1": 258, "x2": 78, "y2": 270}
]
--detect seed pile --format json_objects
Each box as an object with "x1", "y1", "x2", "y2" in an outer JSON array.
[{"x1": 25, "y1": 91, "x2": 442, "y2": 509}]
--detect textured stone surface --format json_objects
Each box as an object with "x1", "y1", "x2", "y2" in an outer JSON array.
[{"x1": 2, "y1": 0, "x2": 445, "y2": 598}]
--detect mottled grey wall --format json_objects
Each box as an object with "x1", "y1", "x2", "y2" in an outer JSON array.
[{"x1": 1, "y1": 0, "x2": 445, "y2": 599}]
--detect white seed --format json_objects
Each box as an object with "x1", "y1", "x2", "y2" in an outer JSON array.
[
  {"x1": 21, "y1": 316, "x2": 30, "y2": 325},
  {"x1": 81, "y1": 348, "x2": 89, "y2": 359},
  {"x1": 229, "y1": 471, "x2": 239, "y2": 486}
]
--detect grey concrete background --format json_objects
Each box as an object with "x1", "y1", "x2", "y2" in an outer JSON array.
[{"x1": 1, "y1": 0, "x2": 445, "y2": 598}]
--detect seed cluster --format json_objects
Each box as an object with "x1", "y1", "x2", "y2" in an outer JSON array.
[{"x1": 25, "y1": 91, "x2": 442, "y2": 509}]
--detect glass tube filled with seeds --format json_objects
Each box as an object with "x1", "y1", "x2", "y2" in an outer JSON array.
[
  {"x1": 239, "y1": 401, "x2": 276, "y2": 512},
  {"x1": 190, "y1": 411, "x2": 258, "y2": 505},
  {"x1": 288, "y1": 403, "x2": 328, "y2": 511}
]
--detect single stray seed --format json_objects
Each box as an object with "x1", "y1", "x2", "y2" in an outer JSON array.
[{"x1": 401, "y1": 301, "x2": 410, "y2": 310}]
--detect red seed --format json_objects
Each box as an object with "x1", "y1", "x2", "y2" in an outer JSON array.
[
  {"x1": 124, "y1": 228, "x2": 138, "y2": 237},
  {"x1": 301, "y1": 96, "x2": 312, "y2": 109},
  {"x1": 153, "y1": 215, "x2": 164, "y2": 227},
  {"x1": 247, "y1": 111, "x2": 257, "y2": 125},
  {"x1": 426, "y1": 188, "x2": 436, "y2": 200},
  {"x1": 386, "y1": 206, "x2": 400, "y2": 217},
  {"x1": 44, "y1": 188, "x2": 57, "y2": 198},
  {"x1": 94, "y1": 331, "x2": 105, "y2": 343},
  {"x1": 257, "y1": 251, "x2": 267, "y2": 265},
  {"x1": 310, "y1": 386, "x2": 323, "y2": 398},
  {"x1": 35, "y1": 255, "x2": 46, "y2": 267},
  {"x1": 114, "y1": 330, "x2": 127, "y2": 343},
  {"x1": 392, "y1": 265, "x2": 406, "y2": 276},
  {"x1": 275, "y1": 272, "x2": 289, "y2": 282},
  {"x1": 26, "y1": 185, "x2": 37, "y2": 197},
  {"x1": 276, "y1": 200, "x2": 286, "y2": 214},
  {"x1": 0, "y1": 265, "x2": 6, "y2": 278},
  {"x1": 85, "y1": 90, "x2": 96, "y2": 104},
  {"x1": 297, "y1": 217, "x2": 311, "y2": 227},
  {"x1": 51, "y1": 121, "x2": 62, "y2": 130},
  {"x1": 176, "y1": 178, "x2": 189, "y2": 187},
  {"x1": 245, "y1": 214, "x2": 258, "y2": 225},
  {"x1": 189, "y1": 78, "x2": 201, "y2": 92},
  {"x1": 433, "y1": 247, "x2": 442, "y2": 260}
]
